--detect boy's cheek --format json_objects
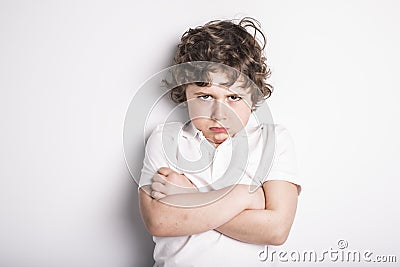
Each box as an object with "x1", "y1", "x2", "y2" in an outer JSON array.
[{"x1": 187, "y1": 102, "x2": 212, "y2": 118}]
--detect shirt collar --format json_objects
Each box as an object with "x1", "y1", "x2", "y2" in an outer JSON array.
[{"x1": 181, "y1": 121, "x2": 203, "y2": 140}]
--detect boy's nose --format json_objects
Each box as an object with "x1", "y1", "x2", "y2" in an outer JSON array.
[{"x1": 210, "y1": 100, "x2": 227, "y2": 121}]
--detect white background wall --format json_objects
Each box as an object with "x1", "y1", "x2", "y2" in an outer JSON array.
[{"x1": 1, "y1": 0, "x2": 399, "y2": 266}]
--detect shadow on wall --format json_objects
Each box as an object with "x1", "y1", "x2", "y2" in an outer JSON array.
[
  {"x1": 122, "y1": 48, "x2": 177, "y2": 266},
  {"x1": 124, "y1": 179, "x2": 155, "y2": 266}
]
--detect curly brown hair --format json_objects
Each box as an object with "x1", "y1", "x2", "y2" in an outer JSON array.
[{"x1": 168, "y1": 17, "x2": 273, "y2": 110}]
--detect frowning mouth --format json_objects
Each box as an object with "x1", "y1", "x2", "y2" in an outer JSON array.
[{"x1": 209, "y1": 127, "x2": 228, "y2": 133}]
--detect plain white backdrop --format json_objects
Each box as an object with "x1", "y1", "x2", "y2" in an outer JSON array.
[{"x1": 0, "y1": 0, "x2": 399, "y2": 266}]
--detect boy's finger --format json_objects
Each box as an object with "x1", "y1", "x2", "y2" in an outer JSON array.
[
  {"x1": 158, "y1": 167, "x2": 174, "y2": 176},
  {"x1": 151, "y1": 181, "x2": 165, "y2": 192},
  {"x1": 151, "y1": 190, "x2": 166, "y2": 200},
  {"x1": 152, "y1": 174, "x2": 167, "y2": 184}
]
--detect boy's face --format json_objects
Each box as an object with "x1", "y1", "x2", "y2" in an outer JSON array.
[{"x1": 185, "y1": 73, "x2": 253, "y2": 147}]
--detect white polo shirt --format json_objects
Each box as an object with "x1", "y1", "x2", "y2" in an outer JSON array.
[{"x1": 139, "y1": 115, "x2": 301, "y2": 267}]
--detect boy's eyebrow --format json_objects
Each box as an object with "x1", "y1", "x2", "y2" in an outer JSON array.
[
  {"x1": 193, "y1": 91, "x2": 247, "y2": 96},
  {"x1": 193, "y1": 91, "x2": 210, "y2": 95}
]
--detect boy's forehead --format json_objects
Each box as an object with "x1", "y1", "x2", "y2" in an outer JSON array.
[
  {"x1": 208, "y1": 71, "x2": 230, "y2": 84},
  {"x1": 207, "y1": 71, "x2": 251, "y2": 94}
]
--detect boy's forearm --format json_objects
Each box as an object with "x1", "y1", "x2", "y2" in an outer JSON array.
[
  {"x1": 216, "y1": 180, "x2": 299, "y2": 246},
  {"x1": 139, "y1": 185, "x2": 256, "y2": 237},
  {"x1": 215, "y1": 209, "x2": 284, "y2": 245}
]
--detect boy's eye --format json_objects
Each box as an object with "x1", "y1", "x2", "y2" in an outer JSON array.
[
  {"x1": 228, "y1": 95, "x2": 242, "y2": 101},
  {"x1": 198, "y1": 95, "x2": 213, "y2": 101}
]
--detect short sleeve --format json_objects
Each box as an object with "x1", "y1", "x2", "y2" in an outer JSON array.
[
  {"x1": 139, "y1": 124, "x2": 169, "y2": 188},
  {"x1": 266, "y1": 124, "x2": 302, "y2": 194},
  {"x1": 139, "y1": 122, "x2": 184, "y2": 188}
]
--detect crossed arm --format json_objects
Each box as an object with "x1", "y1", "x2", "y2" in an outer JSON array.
[{"x1": 139, "y1": 167, "x2": 299, "y2": 245}]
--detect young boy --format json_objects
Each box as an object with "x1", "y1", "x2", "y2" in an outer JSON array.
[{"x1": 138, "y1": 18, "x2": 301, "y2": 267}]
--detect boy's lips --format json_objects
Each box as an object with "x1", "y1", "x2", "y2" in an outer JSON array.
[{"x1": 209, "y1": 127, "x2": 228, "y2": 133}]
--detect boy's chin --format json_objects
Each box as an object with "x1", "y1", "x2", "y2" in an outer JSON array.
[{"x1": 211, "y1": 133, "x2": 229, "y2": 144}]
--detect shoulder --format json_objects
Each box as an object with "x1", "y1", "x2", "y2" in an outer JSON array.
[
  {"x1": 258, "y1": 123, "x2": 294, "y2": 143},
  {"x1": 147, "y1": 122, "x2": 184, "y2": 140},
  {"x1": 145, "y1": 122, "x2": 185, "y2": 149},
  {"x1": 274, "y1": 124, "x2": 294, "y2": 142},
  {"x1": 271, "y1": 124, "x2": 296, "y2": 156},
  {"x1": 149, "y1": 121, "x2": 184, "y2": 135},
  {"x1": 257, "y1": 123, "x2": 296, "y2": 163},
  {"x1": 259, "y1": 123, "x2": 291, "y2": 134}
]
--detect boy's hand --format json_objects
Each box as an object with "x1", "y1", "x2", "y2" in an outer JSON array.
[{"x1": 150, "y1": 167, "x2": 198, "y2": 200}]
